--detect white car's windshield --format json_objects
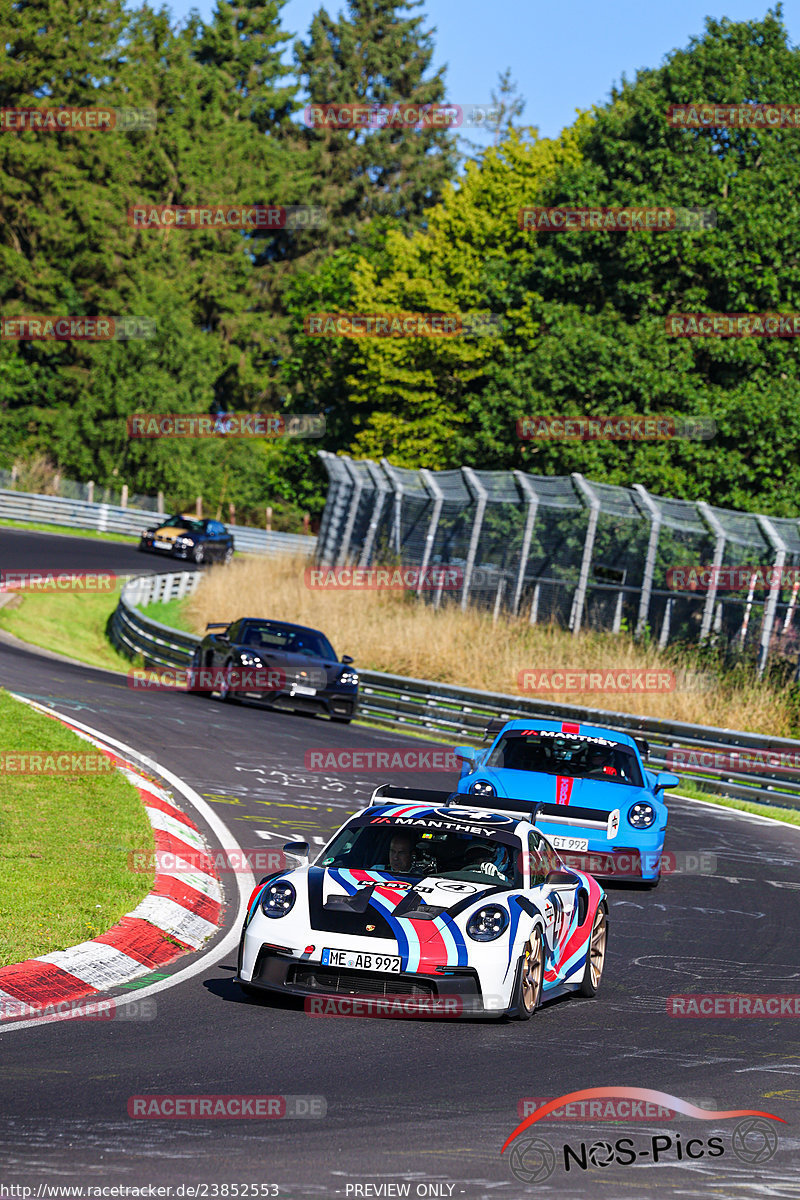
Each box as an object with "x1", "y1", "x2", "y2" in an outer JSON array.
[{"x1": 317, "y1": 818, "x2": 522, "y2": 889}]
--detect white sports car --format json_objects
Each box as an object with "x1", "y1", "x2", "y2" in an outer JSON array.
[{"x1": 236, "y1": 786, "x2": 608, "y2": 1019}]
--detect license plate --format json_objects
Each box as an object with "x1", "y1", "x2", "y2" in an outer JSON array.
[
  {"x1": 154, "y1": 539, "x2": 172, "y2": 549},
  {"x1": 552, "y1": 836, "x2": 589, "y2": 852},
  {"x1": 292, "y1": 685, "x2": 317, "y2": 696},
  {"x1": 322, "y1": 948, "x2": 401, "y2": 972}
]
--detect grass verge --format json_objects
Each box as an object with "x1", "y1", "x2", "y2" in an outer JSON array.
[
  {"x1": 0, "y1": 690, "x2": 155, "y2": 965},
  {"x1": 138, "y1": 597, "x2": 196, "y2": 634},
  {"x1": 0, "y1": 586, "x2": 133, "y2": 673}
]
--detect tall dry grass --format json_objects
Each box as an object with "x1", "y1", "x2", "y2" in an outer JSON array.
[{"x1": 185, "y1": 555, "x2": 796, "y2": 736}]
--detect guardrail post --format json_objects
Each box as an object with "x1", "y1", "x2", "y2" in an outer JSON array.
[
  {"x1": 696, "y1": 502, "x2": 726, "y2": 641},
  {"x1": 756, "y1": 515, "x2": 787, "y2": 676},
  {"x1": 512, "y1": 472, "x2": 540, "y2": 617},
  {"x1": 569, "y1": 474, "x2": 600, "y2": 635},
  {"x1": 632, "y1": 484, "x2": 662, "y2": 638},
  {"x1": 417, "y1": 469, "x2": 444, "y2": 595},
  {"x1": 461, "y1": 467, "x2": 488, "y2": 612}
]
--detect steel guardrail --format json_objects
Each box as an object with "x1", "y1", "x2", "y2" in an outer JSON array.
[
  {"x1": 0, "y1": 487, "x2": 317, "y2": 555},
  {"x1": 110, "y1": 574, "x2": 800, "y2": 811}
]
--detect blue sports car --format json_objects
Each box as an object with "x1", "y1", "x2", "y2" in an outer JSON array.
[{"x1": 454, "y1": 719, "x2": 679, "y2": 886}]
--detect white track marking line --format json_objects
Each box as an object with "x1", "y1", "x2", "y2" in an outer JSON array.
[
  {"x1": 1, "y1": 697, "x2": 254, "y2": 1036},
  {"x1": 674, "y1": 791, "x2": 800, "y2": 830}
]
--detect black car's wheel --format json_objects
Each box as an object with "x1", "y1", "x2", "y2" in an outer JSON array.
[
  {"x1": 578, "y1": 900, "x2": 608, "y2": 997},
  {"x1": 331, "y1": 716, "x2": 352, "y2": 724},
  {"x1": 192, "y1": 544, "x2": 205, "y2": 564},
  {"x1": 223, "y1": 546, "x2": 233, "y2": 565},
  {"x1": 509, "y1": 927, "x2": 544, "y2": 1020},
  {"x1": 187, "y1": 649, "x2": 208, "y2": 697},
  {"x1": 219, "y1": 659, "x2": 239, "y2": 704}
]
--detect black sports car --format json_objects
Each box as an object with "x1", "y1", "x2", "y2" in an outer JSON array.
[
  {"x1": 187, "y1": 617, "x2": 359, "y2": 722},
  {"x1": 138, "y1": 514, "x2": 234, "y2": 565}
]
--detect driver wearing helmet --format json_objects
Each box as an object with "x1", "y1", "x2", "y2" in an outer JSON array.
[{"x1": 460, "y1": 842, "x2": 514, "y2": 882}]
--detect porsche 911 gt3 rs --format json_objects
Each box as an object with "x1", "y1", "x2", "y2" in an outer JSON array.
[
  {"x1": 454, "y1": 719, "x2": 679, "y2": 885},
  {"x1": 236, "y1": 785, "x2": 609, "y2": 1019}
]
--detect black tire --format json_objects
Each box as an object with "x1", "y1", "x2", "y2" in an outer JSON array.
[
  {"x1": 187, "y1": 649, "x2": 209, "y2": 697},
  {"x1": 219, "y1": 659, "x2": 239, "y2": 704},
  {"x1": 331, "y1": 716, "x2": 352, "y2": 724},
  {"x1": 578, "y1": 900, "x2": 608, "y2": 998},
  {"x1": 192, "y1": 544, "x2": 205, "y2": 564},
  {"x1": 509, "y1": 927, "x2": 544, "y2": 1020}
]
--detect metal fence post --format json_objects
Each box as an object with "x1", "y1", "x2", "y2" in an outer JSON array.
[
  {"x1": 569, "y1": 474, "x2": 600, "y2": 635},
  {"x1": 756, "y1": 515, "x2": 787, "y2": 676},
  {"x1": 358, "y1": 460, "x2": 389, "y2": 567},
  {"x1": 380, "y1": 459, "x2": 404, "y2": 558},
  {"x1": 336, "y1": 456, "x2": 364, "y2": 566},
  {"x1": 461, "y1": 467, "x2": 488, "y2": 612},
  {"x1": 417, "y1": 469, "x2": 444, "y2": 594},
  {"x1": 696, "y1": 502, "x2": 726, "y2": 641},
  {"x1": 632, "y1": 484, "x2": 662, "y2": 638},
  {"x1": 512, "y1": 471, "x2": 540, "y2": 616}
]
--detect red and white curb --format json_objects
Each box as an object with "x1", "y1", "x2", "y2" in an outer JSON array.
[{"x1": 0, "y1": 704, "x2": 227, "y2": 1022}]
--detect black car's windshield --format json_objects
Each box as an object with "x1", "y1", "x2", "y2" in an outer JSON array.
[
  {"x1": 486, "y1": 730, "x2": 644, "y2": 788},
  {"x1": 239, "y1": 622, "x2": 335, "y2": 659},
  {"x1": 164, "y1": 515, "x2": 202, "y2": 532},
  {"x1": 316, "y1": 818, "x2": 522, "y2": 889}
]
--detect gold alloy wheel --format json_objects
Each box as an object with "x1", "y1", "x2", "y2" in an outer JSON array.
[
  {"x1": 521, "y1": 931, "x2": 544, "y2": 1013},
  {"x1": 589, "y1": 906, "x2": 608, "y2": 989}
]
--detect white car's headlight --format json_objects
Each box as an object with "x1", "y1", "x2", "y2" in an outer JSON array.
[
  {"x1": 628, "y1": 801, "x2": 656, "y2": 829},
  {"x1": 466, "y1": 904, "x2": 509, "y2": 941},
  {"x1": 261, "y1": 881, "x2": 296, "y2": 918}
]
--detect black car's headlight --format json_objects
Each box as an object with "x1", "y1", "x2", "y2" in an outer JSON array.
[
  {"x1": 261, "y1": 881, "x2": 296, "y2": 918},
  {"x1": 628, "y1": 801, "x2": 656, "y2": 829},
  {"x1": 466, "y1": 905, "x2": 509, "y2": 942},
  {"x1": 239, "y1": 652, "x2": 263, "y2": 667},
  {"x1": 339, "y1": 670, "x2": 359, "y2": 686},
  {"x1": 174, "y1": 536, "x2": 192, "y2": 546},
  {"x1": 469, "y1": 780, "x2": 496, "y2": 797}
]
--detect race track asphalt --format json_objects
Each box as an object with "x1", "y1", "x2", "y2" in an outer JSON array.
[{"x1": 0, "y1": 530, "x2": 798, "y2": 1198}]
